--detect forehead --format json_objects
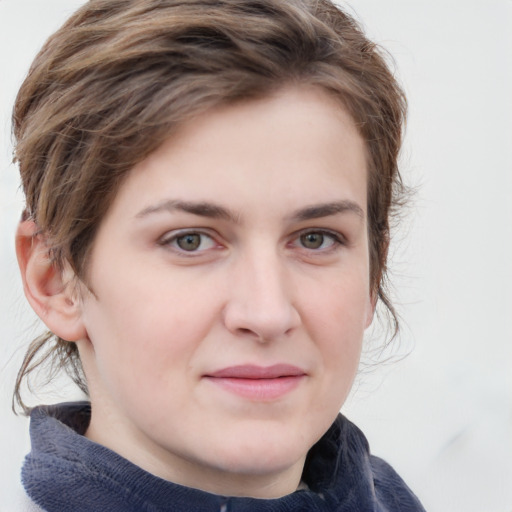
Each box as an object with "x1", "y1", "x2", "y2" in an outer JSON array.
[{"x1": 99, "y1": 86, "x2": 367, "y2": 228}]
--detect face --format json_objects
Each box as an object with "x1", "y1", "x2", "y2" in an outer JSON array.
[{"x1": 75, "y1": 86, "x2": 373, "y2": 498}]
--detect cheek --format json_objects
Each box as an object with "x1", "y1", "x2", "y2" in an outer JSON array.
[
  {"x1": 309, "y1": 267, "x2": 370, "y2": 333},
  {"x1": 81, "y1": 285, "x2": 203, "y2": 395},
  {"x1": 300, "y1": 273, "x2": 368, "y2": 429},
  {"x1": 307, "y1": 271, "x2": 369, "y2": 373}
]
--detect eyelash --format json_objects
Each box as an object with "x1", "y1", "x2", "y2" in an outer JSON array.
[
  {"x1": 158, "y1": 230, "x2": 218, "y2": 254},
  {"x1": 289, "y1": 229, "x2": 346, "y2": 253},
  {"x1": 157, "y1": 229, "x2": 346, "y2": 255}
]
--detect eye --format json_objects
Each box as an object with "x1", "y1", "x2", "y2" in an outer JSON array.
[
  {"x1": 159, "y1": 231, "x2": 217, "y2": 252},
  {"x1": 293, "y1": 230, "x2": 344, "y2": 251},
  {"x1": 176, "y1": 233, "x2": 202, "y2": 251},
  {"x1": 300, "y1": 232, "x2": 327, "y2": 249}
]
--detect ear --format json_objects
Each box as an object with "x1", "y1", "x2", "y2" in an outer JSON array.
[{"x1": 16, "y1": 219, "x2": 87, "y2": 342}]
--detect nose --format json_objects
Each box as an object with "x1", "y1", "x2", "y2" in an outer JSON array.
[{"x1": 222, "y1": 249, "x2": 301, "y2": 342}]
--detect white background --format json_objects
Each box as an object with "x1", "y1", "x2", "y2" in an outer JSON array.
[{"x1": 1, "y1": 1, "x2": 511, "y2": 511}]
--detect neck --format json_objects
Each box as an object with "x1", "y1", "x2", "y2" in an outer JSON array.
[{"x1": 85, "y1": 405, "x2": 306, "y2": 499}]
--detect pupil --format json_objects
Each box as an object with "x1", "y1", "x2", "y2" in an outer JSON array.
[
  {"x1": 177, "y1": 234, "x2": 201, "y2": 251},
  {"x1": 301, "y1": 233, "x2": 323, "y2": 249}
]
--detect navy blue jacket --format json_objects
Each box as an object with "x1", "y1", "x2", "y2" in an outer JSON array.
[{"x1": 22, "y1": 402, "x2": 425, "y2": 511}]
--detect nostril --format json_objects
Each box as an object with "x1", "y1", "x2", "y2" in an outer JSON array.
[
  {"x1": 223, "y1": 292, "x2": 301, "y2": 342},
  {"x1": 236, "y1": 327, "x2": 259, "y2": 338}
]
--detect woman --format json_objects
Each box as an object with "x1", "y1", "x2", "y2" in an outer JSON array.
[{"x1": 12, "y1": 0, "x2": 425, "y2": 510}]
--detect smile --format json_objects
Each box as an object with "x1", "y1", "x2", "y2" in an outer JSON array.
[{"x1": 203, "y1": 365, "x2": 307, "y2": 401}]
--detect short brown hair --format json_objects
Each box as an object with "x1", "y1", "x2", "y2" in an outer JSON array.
[{"x1": 13, "y1": 0, "x2": 407, "y2": 413}]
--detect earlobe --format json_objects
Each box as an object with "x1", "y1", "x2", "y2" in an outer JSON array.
[{"x1": 16, "y1": 220, "x2": 87, "y2": 342}]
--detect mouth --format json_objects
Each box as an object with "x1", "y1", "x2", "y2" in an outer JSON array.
[{"x1": 203, "y1": 364, "x2": 307, "y2": 401}]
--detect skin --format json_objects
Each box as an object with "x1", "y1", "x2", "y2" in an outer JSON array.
[{"x1": 18, "y1": 86, "x2": 374, "y2": 499}]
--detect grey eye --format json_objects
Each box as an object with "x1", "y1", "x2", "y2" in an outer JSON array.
[
  {"x1": 176, "y1": 233, "x2": 202, "y2": 251},
  {"x1": 300, "y1": 232, "x2": 324, "y2": 249}
]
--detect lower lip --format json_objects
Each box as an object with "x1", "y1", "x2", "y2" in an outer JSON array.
[{"x1": 205, "y1": 376, "x2": 305, "y2": 401}]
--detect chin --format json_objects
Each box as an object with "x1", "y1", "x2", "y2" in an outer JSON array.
[{"x1": 204, "y1": 428, "x2": 310, "y2": 476}]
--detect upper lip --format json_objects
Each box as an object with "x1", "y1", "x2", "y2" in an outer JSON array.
[{"x1": 205, "y1": 364, "x2": 306, "y2": 379}]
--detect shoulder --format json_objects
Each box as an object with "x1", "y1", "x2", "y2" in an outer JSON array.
[
  {"x1": 370, "y1": 455, "x2": 426, "y2": 512},
  {"x1": 332, "y1": 415, "x2": 426, "y2": 512},
  {"x1": 10, "y1": 485, "x2": 44, "y2": 512}
]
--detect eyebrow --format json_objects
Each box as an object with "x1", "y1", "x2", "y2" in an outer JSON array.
[
  {"x1": 289, "y1": 200, "x2": 364, "y2": 222},
  {"x1": 135, "y1": 199, "x2": 240, "y2": 223},
  {"x1": 135, "y1": 199, "x2": 364, "y2": 223}
]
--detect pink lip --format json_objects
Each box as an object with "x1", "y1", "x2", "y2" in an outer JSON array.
[{"x1": 204, "y1": 365, "x2": 306, "y2": 401}]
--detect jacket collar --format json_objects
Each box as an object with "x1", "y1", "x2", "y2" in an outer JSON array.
[{"x1": 23, "y1": 402, "x2": 424, "y2": 511}]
